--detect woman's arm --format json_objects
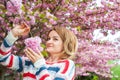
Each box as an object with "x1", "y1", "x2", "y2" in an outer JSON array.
[
  {"x1": 0, "y1": 31, "x2": 23, "y2": 72},
  {"x1": 0, "y1": 22, "x2": 30, "y2": 72}
]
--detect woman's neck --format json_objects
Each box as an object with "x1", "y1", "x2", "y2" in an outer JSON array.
[{"x1": 47, "y1": 54, "x2": 62, "y2": 62}]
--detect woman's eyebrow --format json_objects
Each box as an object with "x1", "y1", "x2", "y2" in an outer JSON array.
[
  {"x1": 53, "y1": 36, "x2": 59, "y2": 37},
  {"x1": 48, "y1": 35, "x2": 59, "y2": 38}
]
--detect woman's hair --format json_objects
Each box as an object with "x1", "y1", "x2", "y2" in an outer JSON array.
[{"x1": 47, "y1": 26, "x2": 78, "y2": 60}]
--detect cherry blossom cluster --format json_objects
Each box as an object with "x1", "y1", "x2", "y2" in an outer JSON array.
[{"x1": 24, "y1": 36, "x2": 43, "y2": 53}]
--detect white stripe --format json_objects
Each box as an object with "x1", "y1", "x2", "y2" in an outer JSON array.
[
  {"x1": 1, "y1": 54, "x2": 11, "y2": 66},
  {"x1": 34, "y1": 58, "x2": 46, "y2": 68},
  {"x1": 10, "y1": 56, "x2": 21, "y2": 70},
  {"x1": 5, "y1": 31, "x2": 18, "y2": 46},
  {"x1": 0, "y1": 43, "x2": 11, "y2": 52}
]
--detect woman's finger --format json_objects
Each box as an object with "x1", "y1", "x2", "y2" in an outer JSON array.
[
  {"x1": 36, "y1": 48, "x2": 43, "y2": 57},
  {"x1": 21, "y1": 22, "x2": 29, "y2": 28},
  {"x1": 27, "y1": 48, "x2": 37, "y2": 56},
  {"x1": 27, "y1": 48, "x2": 41, "y2": 58},
  {"x1": 25, "y1": 51, "x2": 34, "y2": 62},
  {"x1": 24, "y1": 48, "x2": 44, "y2": 63},
  {"x1": 24, "y1": 49, "x2": 36, "y2": 62},
  {"x1": 20, "y1": 23, "x2": 25, "y2": 28},
  {"x1": 25, "y1": 27, "x2": 30, "y2": 33},
  {"x1": 22, "y1": 28, "x2": 30, "y2": 36}
]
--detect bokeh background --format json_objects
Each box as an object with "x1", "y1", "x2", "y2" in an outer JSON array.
[{"x1": 0, "y1": 0, "x2": 120, "y2": 80}]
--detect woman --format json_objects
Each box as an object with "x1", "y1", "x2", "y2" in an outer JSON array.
[{"x1": 0, "y1": 22, "x2": 78, "y2": 80}]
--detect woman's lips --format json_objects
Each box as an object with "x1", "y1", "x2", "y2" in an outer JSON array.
[{"x1": 46, "y1": 44, "x2": 53, "y2": 47}]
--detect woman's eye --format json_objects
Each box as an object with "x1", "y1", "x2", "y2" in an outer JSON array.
[
  {"x1": 47, "y1": 38, "x2": 50, "y2": 40},
  {"x1": 53, "y1": 38, "x2": 58, "y2": 41}
]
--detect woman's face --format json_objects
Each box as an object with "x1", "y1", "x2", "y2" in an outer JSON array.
[{"x1": 46, "y1": 30, "x2": 63, "y2": 54}]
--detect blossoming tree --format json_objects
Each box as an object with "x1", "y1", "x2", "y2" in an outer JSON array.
[{"x1": 0, "y1": 0, "x2": 120, "y2": 80}]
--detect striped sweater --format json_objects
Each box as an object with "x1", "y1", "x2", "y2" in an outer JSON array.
[{"x1": 0, "y1": 31, "x2": 75, "y2": 80}]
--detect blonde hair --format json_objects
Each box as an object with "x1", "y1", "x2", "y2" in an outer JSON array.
[{"x1": 48, "y1": 27, "x2": 78, "y2": 60}]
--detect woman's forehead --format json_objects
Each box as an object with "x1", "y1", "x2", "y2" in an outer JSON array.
[{"x1": 48, "y1": 30, "x2": 59, "y2": 37}]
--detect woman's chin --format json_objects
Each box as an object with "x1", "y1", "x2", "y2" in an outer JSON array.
[{"x1": 46, "y1": 49, "x2": 52, "y2": 53}]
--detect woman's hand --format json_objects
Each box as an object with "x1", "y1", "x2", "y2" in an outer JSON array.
[
  {"x1": 24, "y1": 48, "x2": 43, "y2": 63},
  {"x1": 12, "y1": 22, "x2": 30, "y2": 37}
]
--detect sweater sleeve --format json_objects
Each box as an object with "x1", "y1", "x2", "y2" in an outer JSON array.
[
  {"x1": 34, "y1": 59, "x2": 75, "y2": 80},
  {"x1": 0, "y1": 31, "x2": 24, "y2": 72}
]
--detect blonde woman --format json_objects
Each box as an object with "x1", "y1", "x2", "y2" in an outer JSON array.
[{"x1": 0, "y1": 23, "x2": 78, "y2": 80}]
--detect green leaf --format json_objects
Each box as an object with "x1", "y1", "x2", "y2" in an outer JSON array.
[
  {"x1": 41, "y1": 18, "x2": 48, "y2": 23},
  {"x1": 75, "y1": 63, "x2": 82, "y2": 67},
  {"x1": 0, "y1": 4, "x2": 5, "y2": 10},
  {"x1": 65, "y1": 0, "x2": 70, "y2": 4},
  {"x1": 41, "y1": 50, "x2": 48, "y2": 57},
  {"x1": 41, "y1": 43, "x2": 46, "y2": 48},
  {"x1": 21, "y1": 5, "x2": 25, "y2": 11},
  {"x1": 41, "y1": 43, "x2": 48, "y2": 57},
  {"x1": 53, "y1": 17, "x2": 58, "y2": 21},
  {"x1": 77, "y1": 26, "x2": 82, "y2": 32},
  {"x1": 1, "y1": 14, "x2": 5, "y2": 18},
  {"x1": 109, "y1": 60, "x2": 120, "y2": 80},
  {"x1": 92, "y1": 75, "x2": 99, "y2": 80},
  {"x1": 39, "y1": 13, "x2": 46, "y2": 18}
]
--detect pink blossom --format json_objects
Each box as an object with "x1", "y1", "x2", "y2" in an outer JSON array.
[
  {"x1": 7, "y1": 0, "x2": 22, "y2": 14},
  {"x1": 24, "y1": 36, "x2": 43, "y2": 53},
  {"x1": 49, "y1": 19, "x2": 57, "y2": 25}
]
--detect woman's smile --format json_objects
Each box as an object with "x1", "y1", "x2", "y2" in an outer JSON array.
[{"x1": 46, "y1": 43, "x2": 53, "y2": 48}]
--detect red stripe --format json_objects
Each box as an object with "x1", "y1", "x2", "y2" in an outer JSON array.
[
  {"x1": 7, "y1": 55, "x2": 13, "y2": 67},
  {"x1": 46, "y1": 62, "x2": 54, "y2": 65},
  {"x1": 58, "y1": 60, "x2": 69, "y2": 74},
  {"x1": 39, "y1": 74, "x2": 49, "y2": 80},
  {"x1": 23, "y1": 72, "x2": 36, "y2": 79},
  {"x1": 0, "y1": 49, "x2": 11, "y2": 55}
]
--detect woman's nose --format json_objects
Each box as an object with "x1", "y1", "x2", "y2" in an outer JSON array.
[
  {"x1": 46, "y1": 39, "x2": 53, "y2": 43},
  {"x1": 46, "y1": 40, "x2": 53, "y2": 46}
]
